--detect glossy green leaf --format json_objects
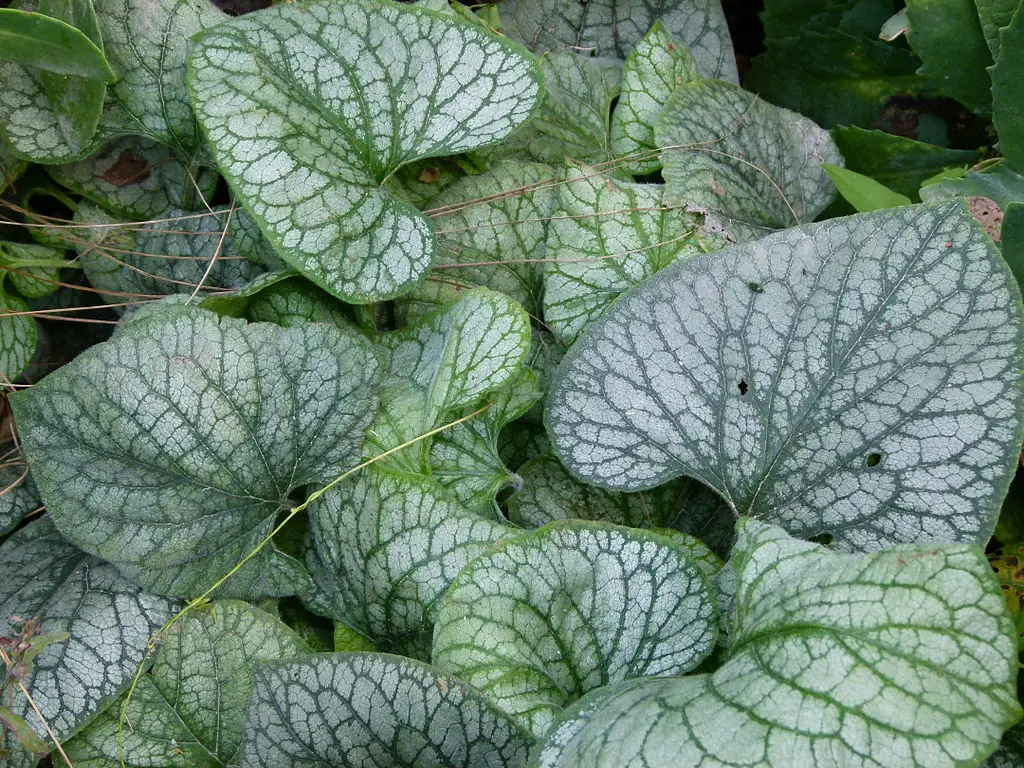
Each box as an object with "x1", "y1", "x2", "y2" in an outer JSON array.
[
  {"x1": 367, "y1": 288, "x2": 530, "y2": 475},
  {"x1": 0, "y1": 7, "x2": 114, "y2": 81},
  {"x1": 10, "y1": 305, "x2": 381, "y2": 597},
  {"x1": 187, "y1": 0, "x2": 542, "y2": 302},
  {"x1": 532, "y1": 518, "x2": 1022, "y2": 768},
  {"x1": 904, "y1": 0, "x2": 993, "y2": 115},
  {"x1": 518, "y1": 53, "x2": 621, "y2": 166},
  {"x1": 831, "y1": 126, "x2": 978, "y2": 199},
  {"x1": 404, "y1": 161, "x2": 556, "y2": 320},
  {"x1": 433, "y1": 521, "x2": 717, "y2": 738},
  {"x1": 823, "y1": 163, "x2": 912, "y2": 211},
  {"x1": 543, "y1": 165, "x2": 710, "y2": 343},
  {"x1": 308, "y1": 469, "x2": 515, "y2": 657},
  {"x1": 64, "y1": 601, "x2": 308, "y2": 767},
  {"x1": 239, "y1": 653, "x2": 532, "y2": 768},
  {"x1": 0, "y1": 289, "x2": 36, "y2": 381},
  {"x1": 610, "y1": 22, "x2": 700, "y2": 175},
  {"x1": 991, "y1": 3, "x2": 1024, "y2": 174},
  {"x1": 0, "y1": 519, "x2": 178, "y2": 766},
  {"x1": 0, "y1": 461, "x2": 40, "y2": 536},
  {"x1": 744, "y1": 30, "x2": 925, "y2": 128},
  {"x1": 74, "y1": 205, "x2": 269, "y2": 306},
  {"x1": 0, "y1": 0, "x2": 107, "y2": 163},
  {"x1": 49, "y1": 136, "x2": 218, "y2": 220},
  {"x1": 500, "y1": 0, "x2": 737, "y2": 82},
  {"x1": 656, "y1": 79, "x2": 841, "y2": 233},
  {"x1": 547, "y1": 203, "x2": 1024, "y2": 550}
]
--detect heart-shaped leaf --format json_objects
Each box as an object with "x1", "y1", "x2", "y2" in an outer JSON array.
[
  {"x1": 433, "y1": 521, "x2": 718, "y2": 738},
  {"x1": 0, "y1": 519, "x2": 178, "y2": 765},
  {"x1": 10, "y1": 305, "x2": 381, "y2": 597},
  {"x1": 64, "y1": 600, "x2": 308, "y2": 767},
  {"x1": 239, "y1": 653, "x2": 532, "y2": 768},
  {"x1": 187, "y1": 0, "x2": 542, "y2": 302},
  {"x1": 656, "y1": 79, "x2": 841, "y2": 233},
  {"x1": 547, "y1": 203, "x2": 1024, "y2": 550},
  {"x1": 609, "y1": 22, "x2": 701, "y2": 175},
  {"x1": 531, "y1": 518, "x2": 1022, "y2": 768},
  {"x1": 500, "y1": 0, "x2": 737, "y2": 83},
  {"x1": 543, "y1": 165, "x2": 712, "y2": 343},
  {"x1": 308, "y1": 469, "x2": 515, "y2": 658}
]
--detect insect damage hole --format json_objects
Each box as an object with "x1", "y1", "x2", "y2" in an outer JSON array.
[
  {"x1": 737, "y1": 379, "x2": 748, "y2": 396},
  {"x1": 865, "y1": 452, "x2": 883, "y2": 467}
]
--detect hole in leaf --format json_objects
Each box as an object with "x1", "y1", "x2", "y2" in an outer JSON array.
[
  {"x1": 748, "y1": 282, "x2": 763, "y2": 293},
  {"x1": 865, "y1": 452, "x2": 883, "y2": 467},
  {"x1": 737, "y1": 379, "x2": 748, "y2": 396},
  {"x1": 809, "y1": 532, "x2": 835, "y2": 546}
]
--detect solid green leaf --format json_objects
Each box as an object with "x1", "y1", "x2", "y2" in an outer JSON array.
[
  {"x1": 0, "y1": 461, "x2": 40, "y2": 536},
  {"x1": 49, "y1": 136, "x2": 219, "y2": 220},
  {"x1": 919, "y1": 162, "x2": 1024, "y2": 208},
  {"x1": 0, "y1": 519, "x2": 178, "y2": 766},
  {"x1": 543, "y1": 165, "x2": 711, "y2": 343},
  {"x1": 0, "y1": 7, "x2": 114, "y2": 81},
  {"x1": 760, "y1": 0, "x2": 835, "y2": 40},
  {"x1": 657, "y1": 79, "x2": 841, "y2": 232},
  {"x1": 743, "y1": 30, "x2": 926, "y2": 128},
  {"x1": 517, "y1": 53, "x2": 621, "y2": 167},
  {"x1": 831, "y1": 125, "x2": 978, "y2": 199},
  {"x1": 1002, "y1": 202, "x2": 1024, "y2": 291},
  {"x1": 403, "y1": 161, "x2": 556, "y2": 321},
  {"x1": 547, "y1": 202, "x2": 1024, "y2": 550},
  {"x1": 823, "y1": 163, "x2": 912, "y2": 211},
  {"x1": 0, "y1": 0, "x2": 107, "y2": 163},
  {"x1": 433, "y1": 521, "x2": 717, "y2": 738},
  {"x1": 531, "y1": 518, "x2": 1022, "y2": 768},
  {"x1": 187, "y1": 0, "x2": 542, "y2": 302},
  {"x1": 991, "y1": 3, "x2": 1024, "y2": 174},
  {"x1": 307, "y1": 469, "x2": 515, "y2": 657},
  {"x1": 976, "y1": 0, "x2": 1020, "y2": 56},
  {"x1": 904, "y1": 0, "x2": 993, "y2": 115},
  {"x1": 74, "y1": 204, "x2": 269, "y2": 305},
  {"x1": 0, "y1": 289, "x2": 36, "y2": 381},
  {"x1": 10, "y1": 305, "x2": 381, "y2": 597},
  {"x1": 610, "y1": 21, "x2": 701, "y2": 175},
  {"x1": 239, "y1": 653, "x2": 532, "y2": 768},
  {"x1": 367, "y1": 288, "x2": 530, "y2": 475},
  {"x1": 499, "y1": 0, "x2": 737, "y2": 82},
  {"x1": 64, "y1": 601, "x2": 308, "y2": 768}
]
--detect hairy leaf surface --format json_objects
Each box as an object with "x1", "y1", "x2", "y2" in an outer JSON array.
[
  {"x1": 188, "y1": 0, "x2": 542, "y2": 301},
  {"x1": 531, "y1": 519, "x2": 1022, "y2": 768},
  {"x1": 547, "y1": 203, "x2": 1024, "y2": 550}
]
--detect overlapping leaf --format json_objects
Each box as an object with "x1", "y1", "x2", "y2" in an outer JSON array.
[
  {"x1": 656, "y1": 79, "x2": 841, "y2": 233},
  {"x1": 0, "y1": 519, "x2": 178, "y2": 766},
  {"x1": 64, "y1": 601, "x2": 308, "y2": 767},
  {"x1": 239, "y1": 653, "x2": 532, "y2": 768},
  {"x1": 187, "y1": 0, "x2": 542, "y2": 301},
  {"x1": 547, "y1": 203, "x2": 1024, "y2": 550},
  {"x1": 433, "y1": 521, "x2": 718, "y2": 738},
  {"x1": 531, "y1": 519, "x2": 1022, "y2": 768},
  {"x1": 10, "y1": 305, "x2": 381, "y2": 597},
  {"x1": 500, "y1": 0, "x2": 737, "y2": 82}
]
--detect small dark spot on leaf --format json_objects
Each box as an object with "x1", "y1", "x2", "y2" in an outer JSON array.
[
  {"x1": 100, "y1": 150, "x2": 151, "y2": 187},
  {"x1": 809, "y1": 532, "x2": 834, "y2": 546},
  {"x1": 748, "y1": 282, "x2": 763, "y2": 293},
  {"x1": 737, "y1": 379, "x2": 748, "y2": 396},
  {"x1": 418, "y1": 166, "x2": 440, "y2": 184},
  {"x1": 865, "y1": 452, "x2": 883, "y2": 467}
]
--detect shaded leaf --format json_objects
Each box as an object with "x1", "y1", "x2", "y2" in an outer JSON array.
[{"x1": 991, "y1": 3, "x2": 1024, "y2": 174}]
